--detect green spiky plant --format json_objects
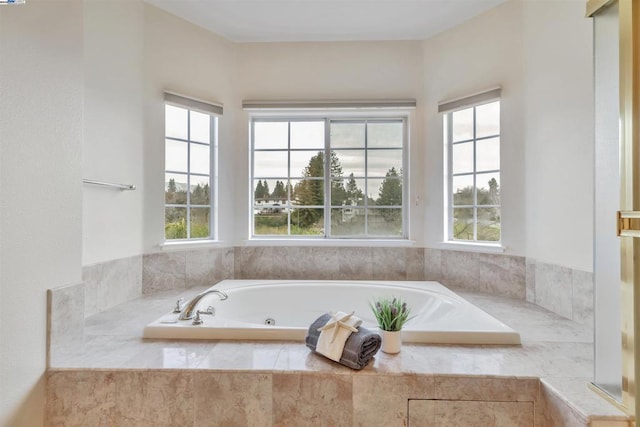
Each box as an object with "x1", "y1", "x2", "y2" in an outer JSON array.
[{"x1": 370, "y1": 297, "x2": 413, "y2": 332}]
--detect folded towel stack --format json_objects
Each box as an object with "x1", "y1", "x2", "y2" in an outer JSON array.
[{"x1": 305, "y1": 312, "x2": 382, "y2": 370}]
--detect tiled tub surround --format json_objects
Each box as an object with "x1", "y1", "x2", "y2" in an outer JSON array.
[
  {"x1": 526, "y1": 259, "x2": 594, "y2": 326},
  {"x1": 46, "y1": 286, "x2": 629, "y2": 426}
]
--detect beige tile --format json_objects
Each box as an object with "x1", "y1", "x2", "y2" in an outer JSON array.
[
  {"x1": 199, "y1": 342, "x2": 281, "y2": 370},
  {"x1": 434, "y1": 375, "x2": 518, "y2": 401},
  {"x1": 143, "y1": 252, "x2": 186, "y2": 294},
  {"x1": 46, "y1": 370, "x2": 116, "y2": 426},
  {"x1": 353, "y1": 374, "x2": 434, "y2": 426},
  {"x1": 48, "y1": 283, "x2": 85, "y2": 364},
  {"x1": 410, "y1": 400, "x2": 534, "y2": 427},
  {"x1": 407, "y1": 247, "x2": 425, "y2": 281},
  {"x1": 185, "y1": 247, "x2": 220, "y2": 288},
  {"x1": 477, "y1": 253, "x2": 526, "y2": 299},
  {"x1": 424, "y1": 248, "x2": 442, "y2": 282},
  {"x1": 408, "y1": 399, "x2": 434, "y2": 426},
  {"x1": 272, "y1": 373, "x2": 352, "y2": 426},
  {"x1": 338, "y1": 247, "x2": 372, "y2": 279},
  {"x1": 194, "y1": 372, "x2": 272, "y2": 427},
  {"x1": 440, "y1": 250, "x2": 479, "y2": 290},
  {"x1": 372, "y1": 247, "x2": 407, "y2": 280},
  {"x1": 112, "y1": 371, "x2": 194, "y2": 426}
]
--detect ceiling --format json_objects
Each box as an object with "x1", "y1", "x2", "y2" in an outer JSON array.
[{"x1": 145, "y1": 0, "x2": 508, "y2": 43}]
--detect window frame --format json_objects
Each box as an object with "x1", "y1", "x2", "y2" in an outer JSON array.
[
  {"x1": 444, "y1": 100, "x2": 501, "y2": 244},
  {"x1": 250, "y1": 113, "x2": 409, "y2": 240},
  {"x1": 164, "y1": 100, "x2": 219, "y2": 242}
]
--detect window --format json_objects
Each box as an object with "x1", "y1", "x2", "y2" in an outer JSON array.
[
  {"x1": 444, "y1": 98, "x2": 500, "y2": 243},
  {"x1": 251, "y1": 117, "x2": 407, "y2": 239},
  {"x1": 164, "y1": 93, "x2": 220, "y2": 241}
]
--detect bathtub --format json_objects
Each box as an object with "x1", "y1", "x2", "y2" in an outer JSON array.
[{"x1": 143, "y1": 280, "x2": 520, "y2": 345}]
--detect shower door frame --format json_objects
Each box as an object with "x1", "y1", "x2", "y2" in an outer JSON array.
[{"x1": 588, "y1": 0, "x2": 640, "y2": 417}]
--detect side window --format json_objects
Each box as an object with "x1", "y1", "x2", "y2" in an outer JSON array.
[
  {"x1": 164, "y1": 99, "x2": 218, "y2": 241},
  {"x1": 446, "y1": 100, "x2": 501, "y2": 242}
]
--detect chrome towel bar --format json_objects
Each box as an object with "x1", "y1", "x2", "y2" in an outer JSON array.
[{"x1": 82, "y1": 179, "x2": 136, "y2": 191}]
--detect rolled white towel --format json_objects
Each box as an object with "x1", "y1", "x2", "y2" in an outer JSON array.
[{"x1": 315, "y1": 311, "x2": 362, "y2": 362}]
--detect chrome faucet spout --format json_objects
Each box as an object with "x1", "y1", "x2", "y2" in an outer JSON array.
[{"x1": 179, "y1": 289, "x2": 228, "y2": 320}]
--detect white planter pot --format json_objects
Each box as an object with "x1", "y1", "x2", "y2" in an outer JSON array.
[{"x1": 380, "y1": 330, "x2": 402, "y2": 354}]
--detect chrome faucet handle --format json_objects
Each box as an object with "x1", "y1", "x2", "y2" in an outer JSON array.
[
  {"x1": 192, "y1": 306, "x2": 215, "y2": 325},
  {"x1": 172, "y1": 298, "x2": 184, "y2": 313}
]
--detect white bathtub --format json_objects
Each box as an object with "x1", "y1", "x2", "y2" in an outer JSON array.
[{"x1": 143, "y1": 280, "x2": 520, "y2": 345}]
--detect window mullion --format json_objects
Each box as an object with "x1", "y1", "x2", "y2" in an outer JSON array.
[
  {"x1": 324, "y1": 119, "x2": 331, "y2": 237},
  {"x1": 364, "y1": 120, "x2": 369, "y2": 236},
  {"x1": 288, "y1": 121, "x2": 292, "y2": 236},
  {"x1": 186, "y1": 111, "x2": 192, "y2": 239},
  {"x1": 472, "y1": 107, "x2": 478, "y2": 241}
]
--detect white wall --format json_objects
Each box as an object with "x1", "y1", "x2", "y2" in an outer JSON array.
[
  {"x1": 235, "y1": 41, "x2": 426, "y2": 243},
  {"x1": 422, "y1": 0, "x2": 593, "y2": 271},
  {"x1": 522, "y1": 1, "x2": 594, "y2": 271},
  {"x1": 0, "y1": 1, "x2": 83, "y2": 425},
  {"x1": 83, "y1": 0, "x2": 145, "y2": 266},
  {"x1": 142, "y1": 4, "x2": 238, "y2": 252}
]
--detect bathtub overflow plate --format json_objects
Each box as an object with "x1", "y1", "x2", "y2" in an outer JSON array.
[{"x1": 264, "y1": 318, "x2": 276, "y2": 325}]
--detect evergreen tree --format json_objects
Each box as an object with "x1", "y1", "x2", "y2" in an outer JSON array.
[
  {"x1": 294, "y1": 152, "x2": 324, "y2": 227},
  {"x1": 262, "y1": 180, "x2": 270, "y2": 200},
  {"x1": 377, "y1": 167, "x2": 402, "y2": 222},
  {"x1": 255, "y1": 180, "x2": 264, "y2": 200},
  {"x1": 271, "y1": 180, "x2": 286, "y2": 199},
  {"x1": 345, "y1": 173, "x2": 363, "y2": 205}
]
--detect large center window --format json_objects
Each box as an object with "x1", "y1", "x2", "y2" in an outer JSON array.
[{"x1": 251, "y1": 117, "x2": 407, "y2": 239}]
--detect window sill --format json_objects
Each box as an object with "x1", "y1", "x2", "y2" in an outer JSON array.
[
  {"x1": 244, "y1": 238, "x2": 416, "y2": 248},
  {"x1": 160, "y1": 239, "x2": 226, "y2": 251},
  {"x1": 437, "y1": 241, "x2": 505, "y2": 253}
]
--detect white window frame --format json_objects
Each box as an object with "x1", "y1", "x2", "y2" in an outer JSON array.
[
  {"x1": 442, "y1": 91, "x2": 501, "y2": 244},
  {"x1": 163, "y1": 93, "x2": 220, "y2": 242},
  {"x1": 249, "y1": 112, "x2": 409, "y2": 240}
]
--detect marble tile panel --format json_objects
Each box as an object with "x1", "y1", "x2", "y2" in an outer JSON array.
[
  {"x1": 433, "y1": 375, "x2": 519, "y2": 401},
  {"x1": 233, "y1": 247, "x2": 275, "y2": 279},
  {"x1": 194, "y1": 372, "x2": 272, "y2": 426},
  {"x1": 440, "y1": 250, "x2": 479, "y2": 290},
  {"x1": 572, "y1": 269, "x2": 594, "y2": 326},
  {"x1": 589, "y1": 421, "x2": 632, "y2": 427},
  {"x1": 272, "y1": 373, "x2": 352, "y2": 426},
  {"x1": 408, "y1": 400, "x2": 534, "y2": 427},
  {"x1": 353, "y1": 374, "x2": 434, "y2": 426},
  {"x1": 407, "y1": 247, "x2": 425, "y2": 280},
  {"x1": 82, "y1": 263, "x2": 100, "y2": 318},
  {"x1": 143, "y1": 251, "x2": 187, "y2": 294},
  {"x1": 198, "y1": 342, "x2": 281, "y2": 370},
  {"x1": 185, "y1": 247, "x2": 220, "y2": 288},
  {"x1": 534, "y1": 261, "x2": 573, "y2": 320},
  {"x1": 95, "y1": 255, "x2": 143, "y2": 312},
  {"x1": 539, "y1": 380, "x2": 588, "y2": 427},
  {"x1": 46, "y1": 370, "x2": 117, "y2": 426},
  {"x1": 541, "y1": 377, "x2": 628, "y2": 421},
  {"x1": 338, "y1": 247, "x2": 372, "y2": 279},
  {"x1": 372, "y1": 247, "x2": 408, "y2": 280},
  {"x1": 50, "y1": 335, "x2": 147, "y2": 369},
  {"x1": 309, "y1": 247, "x2": 342, "y2": 279},
  {"x1": 48, "y1": 283, "x2": 85, "y2": 362},
  {"x1": 424, "y1": 247, "x2": 442, "y2": 282},
  {"x1": 112, "y1": 371, "x2": 194, "y2": 426},
  {"x1": 121, "y1": 340, "x2": 214, "y2": 369},
  {"x1": 477, "y1": 253, "x2": 526, "y2": 299},
  {"x1": 274, "y1": 344, "x2": 350, "y2": 372},
  {"x1": 216, "y1": 247, "x2": 235, "y2": 282},
  {"x1": 272, "y1": 246, "x2": 313, "y2": 279},
  {"x1": 526, "y1": 258, "x2": 536, "y2": 303}
]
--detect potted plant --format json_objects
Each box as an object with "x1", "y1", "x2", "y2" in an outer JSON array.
[{"x1": 370, "y1": 297, "x2": 412, "y2": 354}]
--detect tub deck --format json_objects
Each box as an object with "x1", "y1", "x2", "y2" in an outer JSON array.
[{"x1": 46, "y1": 285, "x2": 629, "y2": 426}]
